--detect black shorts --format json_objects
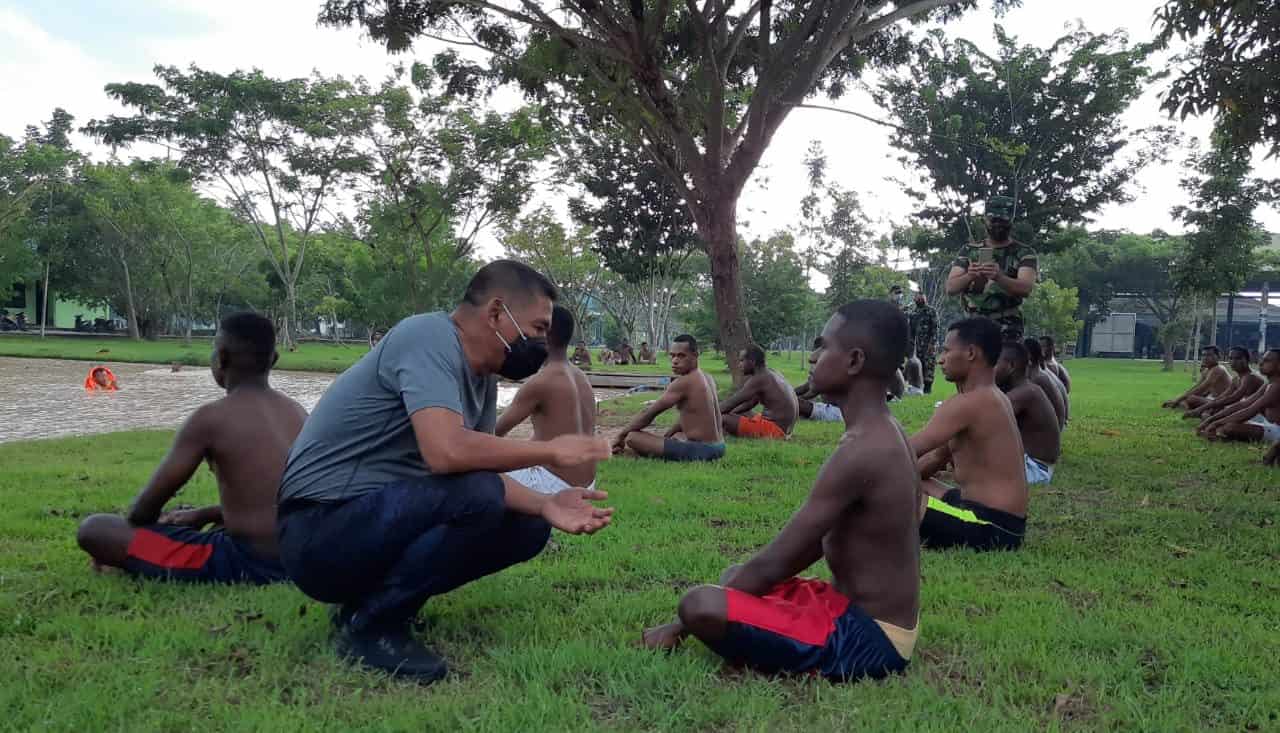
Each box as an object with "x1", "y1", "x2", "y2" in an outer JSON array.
[{"x1": 920, "y1": 489, "x2": 1025, "y2": 551}]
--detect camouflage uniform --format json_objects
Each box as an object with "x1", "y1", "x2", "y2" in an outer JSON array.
[
  {"x1": 909, "y1": 303, "x2": 939, "y2": 392},
  {"x1": 952, "y1": 240, "x2": 1038, "y2": 342}
]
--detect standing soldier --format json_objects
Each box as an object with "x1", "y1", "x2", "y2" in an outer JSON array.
[
  {"x1": 946, "y1": 196, "x2": 1038, "y2": 341},
  {"x1": 909, "y1": 291, "x2": 939, "y2": 393}
]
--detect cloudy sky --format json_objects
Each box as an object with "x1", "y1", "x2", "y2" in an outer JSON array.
[{"x1": 3, "y1": 0, "x2": 1277, "y2": 270}]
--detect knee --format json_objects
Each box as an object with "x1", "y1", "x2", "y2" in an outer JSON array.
[
  {"x1": 507, "y1": 515, "x2": 551, "y2": 563},
  {"x1": 717, "y1": 564, "x2": 744, "y2": 584},
  {"x1": 624, "y1": 433, "x2": 643, "y2": 451},
  {"x1": 77, "y1": 514, "x2": 127, "y2": 561},
  {"x1": 677, "y1": 585, "x2": 726, "y2": 634}
]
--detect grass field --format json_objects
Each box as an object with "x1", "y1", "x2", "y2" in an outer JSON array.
[
  {"x1": 2, "y1": 358, "x2": 1277, "y2": 731},
  {"x1": 0, "y1": 333, "x2": 372, "y2": 373}
]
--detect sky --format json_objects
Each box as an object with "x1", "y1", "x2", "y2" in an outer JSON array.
[{"x1": 3, "y1": 0, "x2": 1278, "y2": 277}]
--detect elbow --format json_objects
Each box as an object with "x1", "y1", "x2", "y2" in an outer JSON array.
[{"x1": 421, "y1": 444, "x2": 463, "y2": 474}]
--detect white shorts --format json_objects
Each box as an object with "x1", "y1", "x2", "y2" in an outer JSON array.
[
  {"x1": 505, "y1": 466, "x2": 596, "y2": 495},
  {"x1": 808, "y1": 402, "x2": 843, "y2": 422},
  {"x1": 1025, "y1": 455, "x2": 1055, "y2": 485},
  {"x1": 1247, "y1": 415, "x2": 1280, "y2": 445}
]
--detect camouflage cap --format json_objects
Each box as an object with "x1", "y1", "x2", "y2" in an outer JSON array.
[{"x1": 985, "y1": 195, "x2": 1016, "y2": 220}]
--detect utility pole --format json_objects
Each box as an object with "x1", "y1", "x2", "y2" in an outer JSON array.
[
  {"x1": 1261, "y1": 281, "x2": 1271, "y2": 353},
  {"x1": 1225, "y1": 292, "x2": 1236, "y2": 348}
]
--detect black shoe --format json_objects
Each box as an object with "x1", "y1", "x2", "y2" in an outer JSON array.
[{"x1": 334, "y1": 625, "x2": 448, "y2": 682}]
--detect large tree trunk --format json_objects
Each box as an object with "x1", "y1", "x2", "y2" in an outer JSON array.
[
  {"x1": 281, "y1": 281, "x2": 297, "y2": 350},
  {"x1": 120, "y1": 257, "x2": 141, "y2": 341},
  {"x1": 40, "y1": 261, "x2": 50, "y2": 338},
  {"x1": 697, "y1": 197, "x2": 752, "y2": 383},
  {"x1": 1162, "y1": 343, "x2": 1174, "y2": 371}
]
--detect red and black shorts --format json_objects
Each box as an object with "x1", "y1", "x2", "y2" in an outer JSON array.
[
  {"x1": 706, "y1": 577, "x2": 909, "y2": 681},
  {"x1": 124, "y1": 524, "x2": 287, "y2": 585}
]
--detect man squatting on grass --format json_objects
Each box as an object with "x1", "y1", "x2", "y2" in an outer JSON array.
[
  {"x1": 719, "y1": 344, "x2": 799, "y2": 440},
  {"x1": 77, "y1": 313, "x2": 307, "y2": 584},
  {"x1": 1197, "y1": 348, "x2": 1280, "y2": 467},
  {"x1": 994, "y1": 341, "x2": 1061, "y2": 486},
  {"x1": 495, "y1": 305, "x2": 599, "y2": 493},
  {"x1": 642, "y1": 300, "x2": 920, "y2": 681},
  {"x1": 612, "y1": 334, "x2": 726, "y2": 462},
  {"x1": 912, "y1": 318, "x2": 1030, "y2": 551},
  {"x1": 275, "y1": 261, "x2": 614, "y2": 682}
]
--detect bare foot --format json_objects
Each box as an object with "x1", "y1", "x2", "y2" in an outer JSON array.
[
  {"x1": 640, "y1": 622, "x2": 685, "y2": 651},
  {"x1": 90, "y1": 558, "x2": 122, "y2": 576}
]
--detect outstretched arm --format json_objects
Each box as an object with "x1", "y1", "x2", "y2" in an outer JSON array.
[
  {"x1": 1188, "y1": 380, "x2": 1246, "y2": 417},
  {"x1": 127, "y1": 408, "x2": 213, "y2": 526},
  {"x1": 1166, "y1": 373, "x2": 1211, "y2": 406},
  {"x1": 615, "y1": 382, "x2": 684, "y2": 450},
  {"x1": 1204, "y1": 385, "x2": 1278, "y2": 431},
  {"x1": 719, "y1": 378, "x2": 760, "y2": 415},
  {"x1": 909, "y1": 395, "x2": 971, "y2": 459},
  {"x1": 495, "y1": 381, "x2": 541, "y2": 437}
]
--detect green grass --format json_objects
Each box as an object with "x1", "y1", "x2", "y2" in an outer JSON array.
[{"x1": 3, "y1": 359, "x2": 1278, "y2": 731}]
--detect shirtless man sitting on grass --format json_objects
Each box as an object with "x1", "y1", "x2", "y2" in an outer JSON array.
[
  {"x1": 720, "y1": 345, "x2": 798, "y2": 440},
  {"x1": 614, "y1": 334, "x2": 724, "y2": 462},
  {"x1": 1198, "y1": 348, "x2": 1280, "y2": 460},
  {"x1": 496, "y1": 306, "x2": 599, "y2": 493},
  {"x1": 1164, "y1": 345, "x2": 1232, "y2": 410},
  {"x1": 912, "y1": 318, "x2": 1029, "y2": 551},
  {"x1": 77, "y1": 312, "x2": 307, "y2": 583},
  {"x1": 641, "y1": 300, "x2": 920, "y2": 681},
  {"x1": 1184, "y1": 346, "x2": 1264, "y2": 422},
  {"x1": 995, "y1": 341, "x2": 1061, "y2": 486}
]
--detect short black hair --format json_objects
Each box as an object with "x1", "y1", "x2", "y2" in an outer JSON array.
[
  {"x1": 1039, "y1": 334, "x2": 1055, "y2": 348},
  {"x1": 548, "y1": 305, "x2": 574, "y2": 350},
  {"x1": 1023, "y1": 337, "x2": 1044, "y2": 367},
  {"x1": 673, "y1": 334, "x2": 698, "y2": 355},
  {"x1": 217, "y1": 312, "x2": 276, "y2": 374},
  {"x1": 1229, "y1": 345, "x2": 1251, "y2": 361},
  {"x1": 1201, "y1": 345, "x2": 1221, "y2": 357},
  {"x1": 743, "y1": 344, "x2": 766, "y2": 367},
  {"x1": 1001, "y1": 340, "x2": 1029, "y2": 370},
  {"x1": 889, "y1": 284, "x2": 903, "y2": 293},
  {"x1": 462, "y1": 259, "x2": 558, "y2": 306},
  {"x1": 833, "y1": 300, "x2": 909, "y2": 378},
  {"x1": 947, "y1": 318, "x2": 1002, "y2": 366},
  {"x1": 1264, "y1": 348, "x2": 1280, "y2": 360}
]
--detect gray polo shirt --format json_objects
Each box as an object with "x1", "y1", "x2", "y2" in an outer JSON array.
[{"x1": 279, "y1": 312, "x2": 497, "y2": 504}]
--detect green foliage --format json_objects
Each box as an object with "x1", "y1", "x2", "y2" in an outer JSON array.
[
  {"x1": 1021, "y1": 279, "x2": 1082, "y2": 345},
  {"x1": 878, "y1": 26, "x2": 1170, "y2": 253},
  {"x1": 684, "y1": 233, "x2": 812, "y2": 349},
  {"x1": 502, "y1": 207, "x2": 605, "y2": 340}
]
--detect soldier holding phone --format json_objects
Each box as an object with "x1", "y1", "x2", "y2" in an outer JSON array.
[{"x1": 945, "y1": 196, "x2": 1039, "y2": 341}]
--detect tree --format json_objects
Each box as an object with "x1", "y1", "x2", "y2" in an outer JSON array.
[
  {"x1": 502, "y1": 207, "x2": 606, "y2": 340},
  {"x1": 320, "y1": 0, "x2": 1019, "y2": 379},
  {"x1": 87, "y1": 66, "x2": 376, "y2": 348},
  {"x1": 1156, "y1": 1, "x2": 1280, "y2": 157},
  {"x1": 1102, "y1": 232, "x2": 1196, "y2": 370},
  {"x1": 1021, "y1": 278, "x2": 1081, "y2": 346},
  {"x1": 685, "y1": 233, "x2": 812, "y2": 350},
  {"x1": 877, "y1": 26, "x2": 1171, "y2": 252}
]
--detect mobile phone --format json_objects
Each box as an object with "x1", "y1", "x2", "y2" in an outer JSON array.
[{"x1": 976, "y1": 247, "x2": 994, "y2": 264}]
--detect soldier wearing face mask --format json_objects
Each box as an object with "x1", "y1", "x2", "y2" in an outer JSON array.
[
  {"x1": 945, "y1": 196, "x2": 1039, "y2": 341},
  {"x1": 275, "y1": 260, "x2": 614, "y2": 683}
]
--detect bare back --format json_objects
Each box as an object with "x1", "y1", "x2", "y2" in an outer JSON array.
[
  {"x1": 757, "y1": 368, "x2": 799, "y2": 434},
  {"x1": 1007, "y1": 382, "x2": 1061, "y2": 465},
  {"x1": 204, "y1": 388, "x2": 307, "y2": 559},
  {"x1": 678, "y1": 369, "x2": 723, "y2": 443},
  {"x1": 529, "y1": 361, "x2": 598, "y2": 486},
  {"x1": 1029, "y1": 366, "x2": 1067, "y2": 427},
  {"x1": 824, "y1": 415, "x2": 920, "y2": 629},
  {"x1": 947, "y1": 386, "x2": 1029, "y2": 517}
]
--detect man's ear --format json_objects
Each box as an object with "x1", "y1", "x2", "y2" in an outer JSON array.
[{"x1": 846, "y1": 348, "x2": 866, "y2": 377}]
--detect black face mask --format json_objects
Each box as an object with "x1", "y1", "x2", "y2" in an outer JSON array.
[
  {"x1": 988, "y1": 219, "x2": 1012, "y2": 240},
  {"x1": 494, "y1": 304, "x2": 548, "y2": 380}
]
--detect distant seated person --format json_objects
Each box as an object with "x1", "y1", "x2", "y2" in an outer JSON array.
[
  {"x1": 0, "y1": 311, "x2": 15, "y2": 330},
  {"x1": 1184, "y1": 346, "x2": 1264, "y2": 421},
  {"x1": 616, "y1": 340, "x2": 636, "y2": 365},
  {"x1": 638, "y1": 341, "x2": 656, "y2": 364},
  {"x1": 911, "y1": 319, "x2": 1029, "y2": 551},
  {"x1": 641, "y1": 300, "x2": 920, "y2": 681},
  {"x1": 1024, "y1": 339, "x2": 1068, "y2": 428},
  {"x1": 571, "y1": 340, "x2": 593, "y2": 368},
  {"x1": 796, "y1": 376, "x2": 843, "y2": 423},
  {"x1": 369, "y1": 327, "x2": 387, "y2": 349},
  {"x1": 1038, "y1": 335, "x2": 1071, "y2": 393},
  {"x1": 1198, "y1": 349, "x2": 1280, "y2": 456},
  {"x1": 76, "y1": 313, "x2": 308, "y2": 584},
  {"x1": 496, "y1": 306, "x2": 599, "y2": 493},
  {"x1": 904, "y1": 354, "x2": 925, "y2": 396},
  {"x1": 84, "y1": 365, "x2": 119, "y2": 392},
  {"x1": 889, "y1": 367, "x2": 906, "y2": 401},
  {"x1": 1164, "y1": 345, "x2": 1232, "y2": 410},
  {"x1": 601, "y1": 348, "x2": 616, "y2": 365},
  {"x1": 613, "y1": 335, "x2": 725, "y2": 462},
  {"x1": 995, "y1": 341, "x2": 1060, "y2": 486},
  {"x1": 720, "y1": 345, "x2": 798, "y2": 440}
]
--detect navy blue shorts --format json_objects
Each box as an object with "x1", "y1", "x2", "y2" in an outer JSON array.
[
  {"x1": 662, "y1": 439, "x2": 726, "y2": 462},
  {"x1": 124, "y1": 524, "x2": 287, "y2": 585},
  {"x1": 706, "y1": 578, "x2": 910, "y2": 681}
]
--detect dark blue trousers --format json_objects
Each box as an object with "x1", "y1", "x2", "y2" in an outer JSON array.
[{"x1": 277, "y1": 472, "x2": 550, "y2": 632}]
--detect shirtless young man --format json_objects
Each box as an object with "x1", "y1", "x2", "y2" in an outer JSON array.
[
  {"x1": 720, "y1": 345, "x2": 799, "y2": 439},
  {"x1": 76, "y1": 313, "x2": 307, "y2": 583},
  {"x1": 1184, "y1": 346, "x2": 1264, "y2": 422},
  {"x1": 638, "y1": 342, "x2": 657, "y2": 364},
  {"x1": 571, "y1": 340, "x2": 593, "y2": 368},
  {"x1": 912, "y1": 318, "x2": 1029, "y2": 551},
  {"x1": 641, "y1": 300, "x2": 920, "y2": 680},
  {"x1": 995, "y1": 341, "x2": 1061, "y2": 486},
  {"x1": 1199, "y1": 349, "x2": 1280, "y2": 455},
  {"x1": 1038, "y1": 335, "x2": 1071, "y2": 393},
  {"x1": 497, "y1": 306, "x2": 599, "y2": 493},
  {"x1": 613, "y1": 334, "x2": 725, "y2": 462},
  {"x1": 1024, "y1": 338, "x2": 1068, "y2": 428},
  {"x1": 1164, "y1": 345, "x2": 1232, "y2": 410}
]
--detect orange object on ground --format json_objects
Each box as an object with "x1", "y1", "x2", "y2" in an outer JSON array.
[
  {"x1": 738, "y1": 413, "x2": 786, "y2": 439},
  {"x1": 84, "y1": 366, "x2": 119, "y2": 392}
]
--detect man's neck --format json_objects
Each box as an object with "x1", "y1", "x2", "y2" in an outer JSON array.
[
  {"x1": 837, "y1": 379, "x2": 892, "y2": 428},
  {"x1": 224, "y1": 373, "x2": 271, "y2": 393},
  {"x1": 959, "y1": 366, "x2": 996, "y2": 393},
  {"x1": 1234, "y1": 365, "x2": 1251, "y2": 376},
  {"x1": 985, "y1": 235, "x2": 1013, "y2": 248}
]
